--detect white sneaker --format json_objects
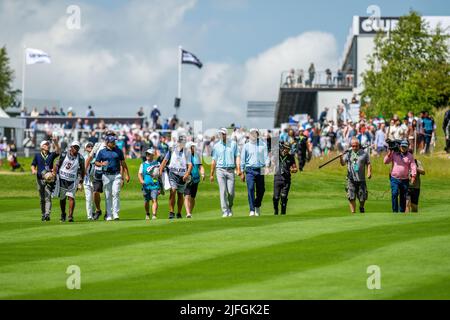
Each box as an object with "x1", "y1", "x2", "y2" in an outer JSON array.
[
  {"x1": 249, "y1": 211, "x2": 255, "y2": 217},
  {"x1": 105, "y1": 216, "x2": 113, "y2": 221},
  {"x1": 222, "y1": 212, "x2": 228, "y2": 218},
  {"x1": 255, "y1": 207, "x2": 261, "y2": 216},
  {"x1": 152, "y1": 215, "x2": 157, "y2": 220},
  {"x1": 228, "y1": 210, "x2": 233, "y2": 217}
]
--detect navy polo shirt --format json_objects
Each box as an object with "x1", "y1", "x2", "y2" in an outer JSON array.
[
  {"x1": 96, "y1": 147, "x2": 125, "y2": 175},
  {"x1": 31, "y1": 152, "x2": 59, "y2": 179}
]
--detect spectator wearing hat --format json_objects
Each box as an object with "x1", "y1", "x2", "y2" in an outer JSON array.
[
  {"x1": 82, "y1": 142, "x2": 96, "y2": 220},
  {"x1": 138, "y1": 148, "x2": 161, "y2": 220},
  {"x1": 384, "y1": 140, "x2": 417, "y2": 213},
  {"x1": 31, "y1": 137, "x2": 61, "y2": 221},
  {"x1": 184, "y1": 142, "x2": 205, "y2": 218},
  {"x1": 210, "y1": 128, "x2": 241, "y2": 217},
  {"x1": 95, "y1": 135, "x2": 130, "y2": 221},
  {"x1": 273, "y1": 142, "x2": 298, "y2": 215},
  {"x1": 240, "y1": 128, "x2": 270, "y2": 217},
  {"x1": 54, "y1": 141, "x2": 85, "y2": 222}
]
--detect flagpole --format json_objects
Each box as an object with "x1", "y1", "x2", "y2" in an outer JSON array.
[
  {"x1": 21, "y1": 45, "x2": 26, "y2": 111},
  {"x1": 177, "y1": 45, "x2": 182, "y2": 117}
]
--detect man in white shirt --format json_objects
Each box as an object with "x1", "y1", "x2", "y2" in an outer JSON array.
[
  {"x1": 54, "y1": 141, "x2": 85, "y2": 223},
  {"x1": 159, "y1": 134, "x2": 193, "y2": 219}
]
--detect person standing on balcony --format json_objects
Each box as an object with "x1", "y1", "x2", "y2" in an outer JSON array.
[
  {"x1": 325, "y1": 68, "x2": 332, "y2": 86},
  {"x1": 346, "y1": 67, "x2": 354, "y2": 87},
  {"x1": 151, "y1": 105, "x2": 161, "y2": 129},
  {"x1": 308, "y1": 63, "x2": 315, "y2": 87},
  {"x1": 297, "y1": 69, "x2": 304, "y2": 87}
]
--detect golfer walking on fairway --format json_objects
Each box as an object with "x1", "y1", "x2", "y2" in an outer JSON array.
[
  {"x1": 95, "y1": 135, "x2": 130, "y2": 221},
  {"x1": 210, "y1": 128, "x2": 241, "y2": 217},
  {"x1": 240, "y1": 128, "x2": 270, "y2": 216}
]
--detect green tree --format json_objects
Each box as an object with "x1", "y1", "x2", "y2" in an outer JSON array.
[
  {"x1": 362, "y1": 11, "x2": 450, "y2": 118},
  {"x1": 0, "y1": 46, "x2": 20, "y2": 110}
]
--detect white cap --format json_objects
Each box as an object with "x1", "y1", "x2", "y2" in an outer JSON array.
[
  {"x1": 218, "y1": 128, "x2": 227, "y2": 135},
  {"x1": 186, "y1": 142, "x2": 196, "y2": 149},
  {"x1": 71, "y1": 141, "x2": 81, "y2": 148},
  {"x1": 249, "y1": 128, "x2": 259, "y2": 134},
  {"x1": 153, "y1": 105, "x2": 158, "y2": 109},
  {"x1": 145, "y1": 148, "x2": 155, "y2": 155},
  {"x1": 68, "y1": 107, "x2": 73, "y2": 111},
  {"x1": 40, "y1": 140, "x2": 50, "y2": 148}
]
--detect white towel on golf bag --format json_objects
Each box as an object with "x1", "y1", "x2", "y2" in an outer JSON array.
[
  {"x1": 163, "y1": 171, "x2": 170, "y2": 191},
  {"x1": 52, "y1": 174, "x2": 60, "y2": 198}
]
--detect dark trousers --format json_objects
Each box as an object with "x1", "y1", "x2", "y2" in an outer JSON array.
[
  {"x1": 424, "y1": 130, "x2": 433, "y2": 153},
  {"x1": 390, "y1": 177, "x2": 409, "y2": 213},
  {"x1": 246, "y1": 168, "x2": 265, "y2": 212},
  {"x1": 273, "y1": 176, "x2": 291, "y2": 215},
  {"x1": 298, "y1": 153, "x2": 306, "y2": 171}
]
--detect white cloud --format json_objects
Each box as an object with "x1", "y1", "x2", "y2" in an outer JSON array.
[
  {"x1": 185, "y1": 31, "x2": 339, "y2": 129},
  {"x1": 1, "y1": 0, "x2": 338, "y2": 128}
]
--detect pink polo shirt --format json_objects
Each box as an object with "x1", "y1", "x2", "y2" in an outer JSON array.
[{"x1": 384, "y1": 152, "x2": 417, "y2": 180}]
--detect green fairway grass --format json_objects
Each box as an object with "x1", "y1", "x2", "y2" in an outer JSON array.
[{"x1": 0, "y1": 152, "x2": 449, "y2": 300}]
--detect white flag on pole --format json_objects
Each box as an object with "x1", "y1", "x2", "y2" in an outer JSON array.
[{"x1": 25, "y1": 48, "x2": 51, "y2": 65}]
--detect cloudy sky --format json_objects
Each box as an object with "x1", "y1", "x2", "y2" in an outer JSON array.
[{"x1": 1, "y1": 0, "x2": 448, "y2": 128}]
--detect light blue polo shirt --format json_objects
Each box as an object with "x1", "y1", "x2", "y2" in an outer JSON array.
[
  {"x1": 212, "y1": 140, "x2": 240, "y2": 168},
  {"x1": 240, "y1": 139, "x2": 269, "y2": 171}
]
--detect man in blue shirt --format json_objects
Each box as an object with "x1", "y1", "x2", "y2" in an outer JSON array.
[
  {"x1": 210, "y1": 128, "x2": 241, "y2": 217},
  {"x1": 240, "y1": 128, "x2": 270, "y2": 217},
  {"x1": 31, "y1": 138, "x2": 61, "y2": 221},
  {"x1": 421, "y1": 111, "x2": 435, "y2": 154},
  {"x1": 95, "y1": 135, "x2": 130, "y2": 221}
]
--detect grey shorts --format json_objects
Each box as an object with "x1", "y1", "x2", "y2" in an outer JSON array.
[
  {"x1": 346, "y1": 180, "x2": 368, "y2": 201},
  {"x1": 59, "y1": 179, "x2": 77, "y2": 200},
  {"x1": 143, "y1": 188, "x2": 159, "y2": 202},
  {"x1": 169, "y1": 171, "x2": 186, "y2": 193}
]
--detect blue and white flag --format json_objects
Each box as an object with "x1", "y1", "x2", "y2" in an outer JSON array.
[
  {"x1": 181, "y1": 49, "x2": 203, "y2": 69},
  {"x1": 26, "y1": 48, "x2": 51, "y2": 65}
]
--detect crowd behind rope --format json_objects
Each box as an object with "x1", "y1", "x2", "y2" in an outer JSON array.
[
  {"x1": 0, "y1": 108, "x2": 445, "y2": 175},
  {"x1": 280, "y1": 109, "x2": 439, "y2": 162}
]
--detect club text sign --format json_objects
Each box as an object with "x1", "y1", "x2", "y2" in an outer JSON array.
[{"x1": 359, "y1": 17, "x2": 399, "y2": 34}]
